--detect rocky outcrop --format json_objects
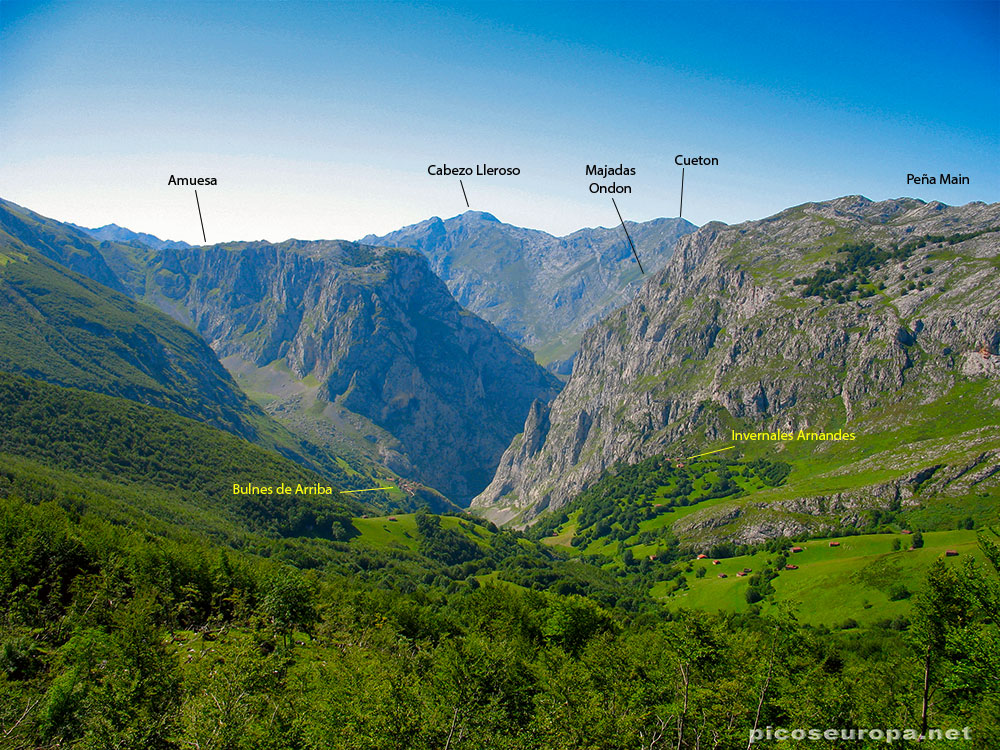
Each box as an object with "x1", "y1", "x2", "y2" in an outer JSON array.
[
  {"x1": 363, "y1": 211, "x2": 696, "y2": 363},
  {"x1": 473, "y1": 197, "x2": 1000, "y2": 525}
]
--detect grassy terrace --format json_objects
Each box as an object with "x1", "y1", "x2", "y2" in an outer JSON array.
[
  {"x1": 656, "y1": 529, "x2": 987, "y2": 626},
  {"x1": 350, "y1": 512, "x2": 505, "y2": 552}
]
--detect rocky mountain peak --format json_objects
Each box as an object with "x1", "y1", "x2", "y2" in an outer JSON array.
[{"x1": 452, "y1": 210, "x2": 501, "y2": 225}]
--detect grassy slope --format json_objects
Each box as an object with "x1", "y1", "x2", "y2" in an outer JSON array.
[
  {"x1": 0, "y1": 246, "x2": 251, "y2": 431},
  {"x1": 540, "y1": 373, "x2": 999, "y2": 557},
  {"x1": 657, "y1": 530, "x2": 988, "y2": 626},
  {"x1": 533, "y1": 374, "x2": 998, "y2": 621},
  {"x1": 350, "y1": 513, "x2": 494, "y2": 552},
  {"x1": 0, "y1": 197, "x2": 126, "y2": 292}
]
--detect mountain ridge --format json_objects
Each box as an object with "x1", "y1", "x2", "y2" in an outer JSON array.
[
  {"x1": 472, "y1": 196, "x2": 1000, "y2": 537},
  {"x1": 0, "y1": 199, "x2": 407, "y2": 494},
  {"x1": 71, "y1": 222, "x2": 193, "y2": 251},
  {"x1": 0, "y1": 198, "x2": 127, "y2": 293}
]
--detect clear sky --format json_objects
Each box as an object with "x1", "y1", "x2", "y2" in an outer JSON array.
[{"x1": 2, "y1": 0, "x2": 997, "y2": 243}]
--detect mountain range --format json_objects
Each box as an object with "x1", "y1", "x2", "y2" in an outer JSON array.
[
  {"x1": 363, "y1": 211, "x2": 696, "y2": 371},
  {"x1": 1, "y1": 199, "x2": 571, "y2": 504},
  {"x1": 4, "y1": 194, "x2": 997, "y2": 534},
  {"x1": 100, "y1": 236, "x2": 562, "y2": 502},
  {"x1": 0, "y1": 199, "x2": 417, "y2": 499},
  {"x1": 2, "y1": 193, "x2": 998, "y2": 747}
]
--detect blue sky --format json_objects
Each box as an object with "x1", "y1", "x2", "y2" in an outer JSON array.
[{"x1": 2, "y1": 0, "x2": 997, "y2": 242}]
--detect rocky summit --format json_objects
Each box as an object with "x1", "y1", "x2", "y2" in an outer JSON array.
[
  {"x1": 473, "y1": 197, "x2": 1000, "y2": 538},
  {"x1": 363, "y1": 211, "x2": 696, "y2": 370}
]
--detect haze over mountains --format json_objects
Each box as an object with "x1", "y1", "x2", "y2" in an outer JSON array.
[
  {"x1": 473, "y1": 197, "x2": 1000, "y2": 543},
  {"x1": 4, "y1": 194, "x2": 997, "y2": 531},
  {"x1": 363, "y1": 211, "x2": 696, "y2": 371}
]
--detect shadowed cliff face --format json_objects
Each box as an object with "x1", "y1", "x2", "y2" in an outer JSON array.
[
  {"x1": 363, "y1": 211, "x2": 697, "y2": 365},
  {"x1": 472, "y1": 197, "x2": 1000, "y2": 526},
  {"x1": 121, "y1": 239, "x2": 562, "y2": 503}
]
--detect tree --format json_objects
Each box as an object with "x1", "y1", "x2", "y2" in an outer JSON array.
[
  {"x1": 262, "y1": 571, "x2": 315, "y2": 648},
  {"x1": 911, "y1": 531, "x2": 924, "y2": 549},
  {"x1": 542, "y1": 595, "x2": 614, "y2": 657},
  {"x1": 908, "y1": 533, "x2": 1000, "y2": 742}
]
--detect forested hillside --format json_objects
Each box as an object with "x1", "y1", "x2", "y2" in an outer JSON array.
[
  {"x1": 2, "y1": 473, "x2": 998, "y2": 748},
  {"x1": 0, "y1": 372, "x2": 361, "y2": 536}
]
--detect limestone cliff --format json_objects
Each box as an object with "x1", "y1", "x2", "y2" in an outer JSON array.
[{"x1": 118, "y1": 239, "x2": 561, "y2": 502}]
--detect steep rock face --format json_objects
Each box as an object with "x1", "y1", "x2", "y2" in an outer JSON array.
[
  {"x1": 125, "y1": 239, "x2": 561, "y2": 502},
  {"x1": 473, "y1": 197, "x2": 1000, "y2": 525},
  {"x1": 363, "y1": 211, "x2": 696, "y2": 364}
]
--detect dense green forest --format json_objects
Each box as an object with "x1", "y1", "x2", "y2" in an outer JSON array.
[
  {"x1": 529, "y1": 454, "x2": 792, "y2": 557},
  {"x1": 1, "y1": 449, "x2": 998, "y2": 748},
  {"x1": 0, "y1": 372, "x2": 360, "y2": 537}
]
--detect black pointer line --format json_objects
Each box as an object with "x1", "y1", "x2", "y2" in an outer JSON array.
[
  {"x1": 194, "y1": 190, "x2": 207, "y2": 243},
  {"x1": 679, "y1": 167, "x2": 685, "y2": 218},
  {"x1": 612, "y1": 197, "x2": 645, "y2": 274},
  {"x1": 460, "y1": 179, "x2": 470, "y2": 208}
]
